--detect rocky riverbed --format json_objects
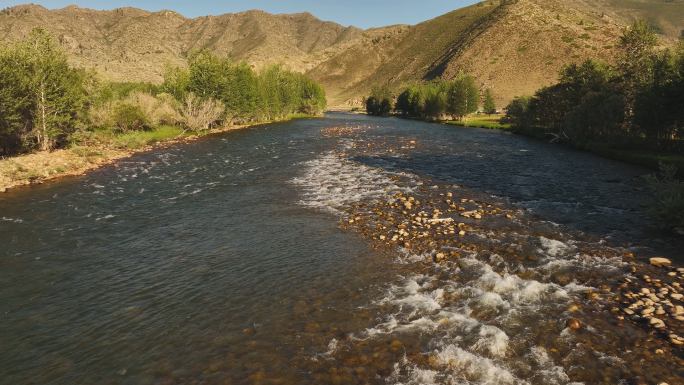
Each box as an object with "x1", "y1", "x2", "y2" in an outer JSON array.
[
  {"x1": 300, "y1": 130, "x2": 684, "y2": 384},
  {"x1": 2, "y1": 115, "x2": 681, "y2": 384}
]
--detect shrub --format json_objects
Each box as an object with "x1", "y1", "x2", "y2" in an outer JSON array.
[
  {"x1": 89, "y1": 102, "x2": 115, "y2": 128},
  {"x1": 644, "y1": 162, "x2": 684, "y2": 231},
  {"x1": 111, "y1": 101, "x2": 150, "y2": 132},
  {"x1": 125, "y1": 91, "x2": 181, "y2": 126},
  {"x1": 181, "y1": 92, "x2": 225, "y2": 132}
]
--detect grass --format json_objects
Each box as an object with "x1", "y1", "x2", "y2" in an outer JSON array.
[
  {"x1": 445, "y1": 115, "x2": 510, "y2": 129},
  {"x1": 241, "y1": 113, "x2": 317, "y2": 127},
  {"x1": 109, "y1": 125, "x2": 184, "y2": 149}
]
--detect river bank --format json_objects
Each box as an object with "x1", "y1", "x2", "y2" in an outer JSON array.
[
  {"x1": 376, "y1": 112, "x2": 684, "y2": 176},
  {"x1": 0, "y1": 114, "x2": 316, "y2": 192}
]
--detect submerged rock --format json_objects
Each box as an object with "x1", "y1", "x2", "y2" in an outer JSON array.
[
  {"x1": 566, "y1": 318, "x2": 582, "y2": 329},
  {"x1": 650, "y1": 258, "x2": 672, "y2": 267}
]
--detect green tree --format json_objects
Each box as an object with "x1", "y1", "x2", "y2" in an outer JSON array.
[
  {"x1": 0, "y1": 42, "x2": 32, "y2": 154},
  {"x1": 644, "y1": 162, "x2": 684, "y2": 230},
  {"x1": 483, "y1": 89, "x2": 496, "y2": 115},
  {"x1": 617, "y1": 20, "x2": 659, "y2": 123},
  {"x1": 366, "y1": 86, "x2": 393, "y2": 115},
  {"x1": 424, "y1": 80, "x2": 448, "y2": 119},
  {"x1": 395, "y1": 89, "x2": 410, "y2": 115},
  {"x1": 298, "y1": 76, "x2": 327, "y2": 115},
  {"x1": 633, "y1": 45, "x2": 684, "y2": 150},
  {"x1": 161, "y1": 62, "x2": 190, "y2": 102},
  {"x1": 446, "y1": 72, "x2": 479, "y2": 120},
  {"x1": 501, "y1": 95, "x2": 532, "y2": 129},
  {"x1": 0, "y1": 27, "x2": 86, "y2": 153}
]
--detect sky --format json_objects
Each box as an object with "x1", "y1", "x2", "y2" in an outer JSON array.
[{"x1": 2, "y1": 0, "x2": 481, "y2": 29}]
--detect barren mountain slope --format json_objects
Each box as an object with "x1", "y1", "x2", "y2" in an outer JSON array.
[
  {"x1": 443, "y1": 0, "x2": 629, "y2": 104},
  {"x1": 0, "y1": 4, "x2": 362, "y2": 83},
  {"x1": 309, "y1": 0, "x2": 678, "y2": 106},
  {"x1": 1, "y1": 0, "x2": 679, "y2": 107}
]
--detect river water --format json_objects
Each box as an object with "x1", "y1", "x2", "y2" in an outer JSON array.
[{"x1": 1, "y1": 114, "x2": 682, "y2": 384}]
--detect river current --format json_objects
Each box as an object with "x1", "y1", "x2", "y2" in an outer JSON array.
[{"x1": 1, "y1": 114, "x2": 682, "y2": 384}]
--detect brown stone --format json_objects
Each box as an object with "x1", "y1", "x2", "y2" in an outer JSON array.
[{"x1": 566, "y1": 318, "x2": 582, "y2": 329}]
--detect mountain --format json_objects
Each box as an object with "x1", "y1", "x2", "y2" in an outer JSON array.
[
  {"x1": 0, "y1": 4, "x2": 363, "y2": 85},
  {"x1": 0, "y1": 0, "x2": 680, "y2": 107}
]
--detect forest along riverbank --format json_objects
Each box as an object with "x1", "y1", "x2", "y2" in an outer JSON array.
[{"x1": 293, "y1": 120, "x2": 684, "y2": 384}]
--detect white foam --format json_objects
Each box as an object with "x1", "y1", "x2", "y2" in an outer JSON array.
[
  {"x1": 433, "y1": 345, "x2": 524, "y2": 385},
  {"x1": 1, "y1": 217, "x2": 23, "y2": 223},
  {"x1": 538, "y1": 237, "x2": 570, "y2": 257},
  {"x1": 292, "y1": 141, "x2": 417, "y2": 215},
  {"x1": 360, "y1": 243, "x2": 614, "y2": 384}
]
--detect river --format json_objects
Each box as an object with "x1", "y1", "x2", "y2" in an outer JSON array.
[{"x1": 1, "y1": 114, "x2": 682, "y2": 384}]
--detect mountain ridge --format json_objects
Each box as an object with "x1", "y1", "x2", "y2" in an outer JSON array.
[{"x1": 1, "y1": 0, "x2": 680, "y2": 106}]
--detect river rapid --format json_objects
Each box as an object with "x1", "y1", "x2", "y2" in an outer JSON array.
[{"x1": 1, "y1": 114, "x2": 682, "y2": 384}]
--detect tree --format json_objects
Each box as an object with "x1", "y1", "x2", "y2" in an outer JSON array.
[
  {"x1": 424, "y1": 81, "x2": 447, "y2": 119},
  {"x1": 366, "y1": 86, "x2": 393, "y2": 115},
  {"x1": 160, "y1": 62, "x2": 190, "y2": 102},
  {"x1": 182, "y1": 92, "x2": 225, "y2": 132},
  {"x1": 298, "y1": 76, "x2": 327, "y2": 115},
  {"x1": 619, "y1": 20, "x2": 658, "y2": 59},
  {"x1": 163, "y1": 52, "x2": 326, "y2": 123},
  {"x1": 483, "y1": 89, "x2": 496, "y2": 115},
  {"x1": 0, "y1": 42, "x2": 32, "y2": 154},
  {"x1": 501, "y1": 95, "x2": 532, "y2": 129},
  {"x1": 0, "y1": 27, "x2": 86, "y2": 153},
  {"x1": 446, "y1": 71, "x2": 479, "y2": 120},
  {"x1": 617, "y1": 20, "x2": 659, "y2": 124}
]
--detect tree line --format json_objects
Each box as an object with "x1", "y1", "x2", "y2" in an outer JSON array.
[
  {"x1": 502, "y1": 21, "x2": 684, "y2": 153},
  {"x1": 0, "y1": 27, "x2": 327, "y2": 156},
  {"x1": 366, "y1": 72, "x2": 496, "y2": 120}
]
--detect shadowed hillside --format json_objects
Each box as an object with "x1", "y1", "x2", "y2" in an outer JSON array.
[{"x1": 1, "y1": 0, "x2": 680, "y2": 106}]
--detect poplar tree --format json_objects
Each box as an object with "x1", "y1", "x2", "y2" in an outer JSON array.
[
  {"x1": 483, "y1": 89, "x2": 496, "y2": 115},
  {"x1": 0, "y1": 27, "x2": 85, "y2": 153},
  {"x1": 446, "y1": 71, "x2": 479, "y2": 120}
]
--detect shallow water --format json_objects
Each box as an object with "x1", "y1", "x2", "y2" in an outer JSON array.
[{"x1": 0, "y1": 114, "x2": 681, "y2": 384}]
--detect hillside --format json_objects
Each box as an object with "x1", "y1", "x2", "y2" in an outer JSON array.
[
  {"x1": 0, "y1": 0, "x2": 680, "y2": 107},
  {"x1": 0, "y1": 4, "x2": 363, "y2": 84}
]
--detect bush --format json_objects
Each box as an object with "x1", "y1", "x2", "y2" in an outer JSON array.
[
  {"x1": 181, "y1": 92, "x2": 225, "y2": 132},
  {"x1": 111, "y1": 101, "x2": 150, "y2": 132},
  {"x1": 125, "y1": 91, "x2": 181, "y2": 126},
  {"x1": 644, "y1": 162, "x2": 684, "y2": 231}
]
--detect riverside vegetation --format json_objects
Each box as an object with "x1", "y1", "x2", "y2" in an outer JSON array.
[
  {"x1": 502, "y1": 21, "x2": 684, "y2": 231},
  {"x1": 0, "y1": 27, "x2": 326, "y2": 188},
  {"x1": 368, "y1": 74, "x2": 504, "y2": 129}
]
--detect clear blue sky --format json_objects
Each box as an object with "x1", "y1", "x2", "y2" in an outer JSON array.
[{"x1": 3, "y1": 0, "x2": 481, "y2": 29}]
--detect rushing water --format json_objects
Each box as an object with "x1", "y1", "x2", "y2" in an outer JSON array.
[{"x1": 1, "y1": 114, "x2": 682, "y2": 384}]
